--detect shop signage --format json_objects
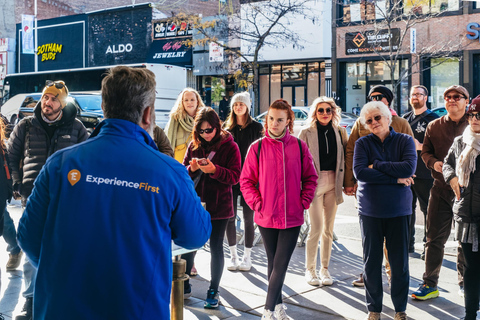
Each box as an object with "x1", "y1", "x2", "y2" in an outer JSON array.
[
  {"x1": 106, "y1": 43, "x2": 133, "y2": 54},
  {"x1": 345, "y1": 28, "x2": 400, "y2": 55},
  {"x1": 153, "y1": 20, "x2": 193, "y2": 39},
  {"x1": 0, "y1": 38, "x2": 15, "y2": 52},
  {"x1": 147, "y1": 39, "x2": 192, "y2": 66},
  {"x1": 467, "y1": 22, "x2": 480, "y2": 42},
  {"x1": 37, "y1": 43, "x2": 63, "y2": 61}
]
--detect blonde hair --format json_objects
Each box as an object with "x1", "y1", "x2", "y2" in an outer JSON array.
[
  {"x1": 307, "y1": 96, "x2": 342, "y2": 128},
  {"x1": 0, "y1": 120, "x2": 5, "y2": 149},
  {"x1": 169, "y1": 88, "x2": 206, "y2": 121}
]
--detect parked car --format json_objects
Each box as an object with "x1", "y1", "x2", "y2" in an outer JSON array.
[
  {"x1": 254, "y1": 106, "x2": 358, "y2": 136},
  {"x1": 431, "y1": 106, "x2": 447, "y2": 117},
  {"x1": 12, "y1": 92, "x2": 103, "y2": 133}
]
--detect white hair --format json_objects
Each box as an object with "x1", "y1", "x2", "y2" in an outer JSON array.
[{"x1": 359, "y1": 101, "x2": 392, "y2": 129}]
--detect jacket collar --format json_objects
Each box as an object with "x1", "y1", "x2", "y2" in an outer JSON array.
[
  {"x1": 265, "y1": 128, "x2": 292, "y2": 143},
  {"x1": 90, "y1": 118, "x2": 158, "y2": 151}
]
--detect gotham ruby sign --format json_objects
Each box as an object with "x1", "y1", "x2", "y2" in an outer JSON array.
[{"x1": 346, "y1": 28, "x2": 400, "y2": 55}]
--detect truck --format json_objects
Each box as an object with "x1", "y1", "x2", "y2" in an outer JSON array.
[{"x1": 1, "y1": 63, "x2": 187, "y2": 128}]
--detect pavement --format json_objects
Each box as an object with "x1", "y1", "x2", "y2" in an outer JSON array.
[{"x1": 0, "y1": 196, "x2": 476, "y2": 319}]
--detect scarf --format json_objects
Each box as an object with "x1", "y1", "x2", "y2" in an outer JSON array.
[
  {"x1": 456, "y1": 125, "x2": 480, "y2": 187},
  {"x1": 166, "y1": 114, "x2": 195, "y2": 149},
  {"x1": 268, "y1": 129, "x2": 286, "y2": 140},
  {"x1": 41, "y1": 110, "x2": 63, "y2": 124}
]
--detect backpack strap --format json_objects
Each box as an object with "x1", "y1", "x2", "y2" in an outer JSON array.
[{"x1": 256, "y1": 137, "x2": 263, "y2": 165}]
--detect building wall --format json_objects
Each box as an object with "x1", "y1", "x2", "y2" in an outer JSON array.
[
  {"x1": 15, "y1": 0, "x2": 80, "y2": 22},
  {"x1": 0, "y1": 0, "x2": 17, "y2": 38}
]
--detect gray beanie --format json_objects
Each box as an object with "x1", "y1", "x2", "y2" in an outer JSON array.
[{"x1": 230, "y1": 92, "x2": 251, "y2": 112}]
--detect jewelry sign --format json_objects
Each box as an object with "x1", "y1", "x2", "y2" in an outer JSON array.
[{"x1": 345, "y1": 28, "x2": 400, "y2": 55}]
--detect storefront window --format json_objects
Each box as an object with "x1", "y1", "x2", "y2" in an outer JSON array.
[
  {"x1": 404, "y1": 0, "x2": 459, "y2": 14},
  {"x1": 271, "y1": 73, "x2": 281, "y2": 106},
  {"x1": 259, "y1": 74, "x2": 270, "y2": 114},
  {"x1": 430, "y1": 57, "x2": 460, "y2": 109},
  {"x1": 307, "y1": 63, "x2": 320, "y2": 105},
  {"x1": 345, "y1": 62, "x2": 367, "y2": 113}
]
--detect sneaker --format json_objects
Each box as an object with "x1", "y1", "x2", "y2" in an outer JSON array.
[
  {"x1": 238, "y1": 256, "x2": 252, "y2": 272},
  {"x1": 420, "y1": 249, "x2": 425, "y2": 261},
  {"x1": 305, "y1": 269, "x2": 320, "y2": 286},
  {"x1": 227, "y1": 257, "x2": 239, "y2": 271},
  {"x1": 204, "y1": 289, "x2": 219, "y2": 309},
  {"x1": 364, "y1": 311, "x2": 381, "y2": 320},
  {"x1": 6, "y1": 251, "x2": 23, "y2": 271},
  {"x1": 274, "y1": 303, "x2": 291, "y2": 320},
  {"x1": 352, "y1": 273, "x2": 365, "y2": 287},
  {"x1": 190, "y1": 264, "x2": 198, "y2": 276},
  {"x1": 261, "y1": 309, "x2": 276, "y2": 320},
  {"x1": 184, "y1": 283, "x2": 192, "y2": 299},
  {"x1": 320, "y1": 268, "x2": 333, "y2": 286},
  {"x1": 411, "y1": 284, "x2": 439, "y2": 300},
  {"x1": 394, "y1": 311, "x2": 407, "y2": 320},
  {"x1": 458, "y1": 286, "x2": 464, "y2": 298},
  {"x1": 15, "y1": 297, "x2": 32, "y2": 320}
]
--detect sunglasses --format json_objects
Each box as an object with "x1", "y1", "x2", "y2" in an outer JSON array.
[
  {"x1": 368, "y1": 94, "x2": 385, "y2": 102},
  {"x1": 444, "y1": 94, "x2": 465, "y2": 102},
  {"x1": 46, "y1": 80, "x2": 66, "y2": 90},
  {"x1": 198, "y1": 128, "x2": 214, "y2": 134},
  {"x1": 365, "y1": 115, "x2": 383, "y2": 125},
  {"x1": 467, "y1": 113, "x2": 480, "y2": 120},
  {"x1": 317, "y1": 108, "x2": 332, "y2": 115}
]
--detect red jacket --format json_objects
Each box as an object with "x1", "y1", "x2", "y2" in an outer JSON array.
[
  {"x1": 184, "y1": 133, "x2": 241, "y2": 220},
  {"x1": 240, "y1": 130, "x2": 318, "y2": 229}
]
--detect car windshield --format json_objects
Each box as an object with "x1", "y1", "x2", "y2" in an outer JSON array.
[{"x1": 73, "y1": 95, "x2": 102, "y2": 112}]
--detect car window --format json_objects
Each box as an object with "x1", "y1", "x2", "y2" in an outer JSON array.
[
  {"x1": 73, "y1": 95, "x2": 102, "y2": 111},
  {"x1": 294, "y1": 110, "x2": 308, "y2": 120}
]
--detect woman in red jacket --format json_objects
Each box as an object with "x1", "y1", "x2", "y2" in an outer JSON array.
[
  {"x1": 183, "y1": 107, "x2": 241, "y2": 309},
  {"x1": 240, "y1": 99, "x2": 318, "y2": 320}
]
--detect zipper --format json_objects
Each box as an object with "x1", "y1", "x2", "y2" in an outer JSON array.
[
  {"x1": 324, "y1": 130, "x2": 329, "y2": 154},
  {"x1": 281, "y1": 139, "x2": 287, "y2": 229}
]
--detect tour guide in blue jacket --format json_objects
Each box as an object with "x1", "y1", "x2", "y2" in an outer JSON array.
[{"x1": 17, "y1": 66, "x2": 212, "y2": 320}]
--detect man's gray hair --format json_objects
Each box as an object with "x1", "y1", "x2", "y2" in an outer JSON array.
[
  {"x1": 101, "y1": 66, "x2": 156, "y2": 124},
  {"x1": 360, "y1": 101, "x2": 392, "y2": 128}
]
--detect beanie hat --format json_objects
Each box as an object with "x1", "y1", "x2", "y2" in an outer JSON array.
[
  {"x1": 368, "y1": 85, "x2": 393, "y2": 106},
  {"x1": 230, "y1": 92, "x2": 251, "y2": 112},
  {"x1": 444, "y1": 85, "x2": 470, "y2": 101},
  {"x1": 467, "y1": 94, "x2": 480, "y2": 113},
  {"x1": 42, "y1": 80, "x2": 69, "y2": 108}
]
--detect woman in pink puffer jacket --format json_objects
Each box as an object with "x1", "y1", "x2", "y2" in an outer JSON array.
[{"x1": 240, "y1": 99, "x2": 318, "y2": 320}]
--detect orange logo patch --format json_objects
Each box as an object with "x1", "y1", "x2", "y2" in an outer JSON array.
[{"x1": 68, "y1": 169, "x2": 81, "y2": 186}]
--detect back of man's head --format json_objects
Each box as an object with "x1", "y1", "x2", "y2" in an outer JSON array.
[{"x1": 101, "y1": 66, "x2": 156, "y2": 124}]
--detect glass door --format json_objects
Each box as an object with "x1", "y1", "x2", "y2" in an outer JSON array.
[{"x1": 282, "y1": 86, "x2": 306, "y2": 106}]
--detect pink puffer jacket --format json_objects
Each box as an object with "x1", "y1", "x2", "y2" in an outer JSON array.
[{"x1": 240, "y1": 130, "x2": 318, "y2": 229}]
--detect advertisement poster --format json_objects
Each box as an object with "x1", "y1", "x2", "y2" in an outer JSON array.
[
  {"x1": 209, "y1": 41, "x2": 224, "y2": 62},
  {"x1": 22, "y1": 14, "x2": 35, "y2": 54}
]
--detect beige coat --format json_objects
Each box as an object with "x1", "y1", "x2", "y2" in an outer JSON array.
[{"x1": 299, "y1": 124, "x2": 347, "y2": 205}]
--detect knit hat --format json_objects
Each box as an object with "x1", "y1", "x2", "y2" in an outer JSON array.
[
  {"x1": 444, "y1": 85, "x2": 469, "y2": 102},
  {"x1": 368, "y1": 85, "x2": 393, "y2": 106},
  {"x1": 230, "y1": 92, "x2": 251, "y2": 112},
  {"x1": 42, "y1": 80, "x2": 69, "y2": 108},
  {"x1": 467, "y1": 94, "x2": 480, "y2": 113}
]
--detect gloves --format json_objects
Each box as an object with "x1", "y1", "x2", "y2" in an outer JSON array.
[{"x1": 13, "y1": 182, "x2": 21, "y2": 200}]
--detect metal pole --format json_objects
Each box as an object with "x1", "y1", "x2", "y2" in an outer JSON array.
[
  {"x1": 34, "y1": 0, "x2": 38, "y2": 72},
  {"x1": 171, "y1": 257, "x2": 188, "y2": 320}
]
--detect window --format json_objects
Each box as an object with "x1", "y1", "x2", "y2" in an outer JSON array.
[
  {"x1": 430, "y1": 57, "x2": 460, "y2": 109},
  {"x1": 403, "y1": 0, "x2": 459, "y2": 14}
]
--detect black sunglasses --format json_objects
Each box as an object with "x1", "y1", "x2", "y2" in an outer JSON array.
[
  {"x1": 365, "y1": 115, "x2": 383, "y2": 125},
  {"x1": 198, "y1": 128, "x2": 214, "y2": 134},
  {"x1": 467, "y1": 113, "x2": 480, "y2": 120},
  {"x1": 444, "y1": 94, "x2": 466, "y2": 102},
  {"x1": 317, "y1": 108, "x2": 332, "y2": 115},
  {"x1": 46, "y1": 80, "x2": 66, "y2": 90},
  {"x1": 369, "y1": 94, "x2": 385, "y2": 102}
]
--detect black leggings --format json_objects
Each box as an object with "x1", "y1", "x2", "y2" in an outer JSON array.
[
  {"x1": 183, "y1": 219, "x2": 229, "y2": 292},
  {"x1": 258, "y1": 225, "x2": 300, "y2": 311},
  {"x1": 461, "y1": 242, "x2": 480, "y2": 320},
  {"x1": 226, "y1": 187, "x2": 255, "y2": 248}
]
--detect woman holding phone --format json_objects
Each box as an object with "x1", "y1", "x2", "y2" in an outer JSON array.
[{"x1": 183, "y1": 107, "x2": 241, "y2": 309}]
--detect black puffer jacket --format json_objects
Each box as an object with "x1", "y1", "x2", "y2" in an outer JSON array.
[
  {"x1": 443, "y1": 135, "x2": 480, "y2": 224},
  {"x1": 7, "y1": 101, "x2": 88, "y2": 198}
]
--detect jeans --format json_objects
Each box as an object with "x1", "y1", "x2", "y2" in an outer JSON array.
[
  {"x1": 4, "y1": 208, "x2": 20, "y2": 255},
  {"x1": 460, "y1": 242, "x2": 480, "y2": 320},
  {"x1": 410, "y1": 178, "x2": 433, "y2": 248}
]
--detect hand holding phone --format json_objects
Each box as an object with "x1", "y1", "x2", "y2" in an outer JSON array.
[{"x1": 197, "y1": 158, "x2": 209, "y2": 166}]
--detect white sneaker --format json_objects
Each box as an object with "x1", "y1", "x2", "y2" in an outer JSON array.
[
  {"x1": 320, "y1": 268, "x2": 333, "y2": 286},
  {"x1": 238, "y1": 256, "x2": 252, "y2": 271},
  {"x1": 262, "y1": 308, "x2": 276, "y2": 320},
  {"x1": 227, "y1": 257, "x2": 238, "y2": 271},
  {"x1": 305, "y1": 269, "x2": 320, "y2": 286},
  {"x1": 274, "y1": 304, "x2": 292, "y2": 320}
]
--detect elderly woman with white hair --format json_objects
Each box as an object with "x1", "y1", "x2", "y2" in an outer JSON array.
[
  {"x1": 299, "y1": 97, "x2": 347, "y2": 287},
  {"x1": 353, "y1": 101, "x2": 417, "y2": 320}
]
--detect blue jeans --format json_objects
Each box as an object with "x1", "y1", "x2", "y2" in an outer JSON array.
[{"x1": 4, "y1": 208, "x2": 20, "y2": 255}]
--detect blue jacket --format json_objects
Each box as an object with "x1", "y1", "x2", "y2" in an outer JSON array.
[
  {"x1": 353, "y1": 128, "x2": 417, "y2": 218},
  {"x1": 17, "y1": 119, "x2": 212, "y2": 320}
]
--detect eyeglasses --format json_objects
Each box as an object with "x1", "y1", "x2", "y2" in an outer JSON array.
[
  {"x1": 368, "y1": 94, "x2": 385, "y2": 102},
  {"x1": 317, "y1": 108, "x2": 332, "y2": 115},
  {"x1": 467, "y1": 113, "x2": 480, "y2": 120},
  {"x1": 365, "y1": 115, "x2": 383, "y2": 125},
  {"x1": 198, "y1": 128, "x2": 214, "y2": 134},
  {"x1": 444, "y1": 94, "x2": 466, "y2": 102},
  {"x1": 45, "y1": 80, "x2": 66, "y2": 90},
  {"x1": 410, "y1": 93, "x2": 425, "y2": 98}
]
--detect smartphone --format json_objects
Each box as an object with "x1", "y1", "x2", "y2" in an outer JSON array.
[{"x1": 197, "y1": 158, "x2": 208, "y2": 166}]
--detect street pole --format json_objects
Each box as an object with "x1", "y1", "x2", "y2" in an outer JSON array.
[{"x1": 34, "y1": 0, "x2": 38, "y2": 72}]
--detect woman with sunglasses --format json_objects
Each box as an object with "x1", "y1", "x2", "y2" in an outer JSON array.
[
  {"x1": 183, "y1": 107, "x2": 241, "y2": 309},
  {"x1": 353, "y1": 101, "x2": 416, "y2": 320},
  {"x1": 223, "y1": 92, "x2": 264, "y2": 272},
  {"x1": 443, "y1": 95, "x2": 480, "y2": 320},
  {"x1": 298, "y1": 97, "x2": 347, "y2": 287},
  {"x1": 166, "y1": 88, "x2": 206, "y2": 163},
  {"x1": 241, "y1": 99, "x2": 317, "y2": 320}
]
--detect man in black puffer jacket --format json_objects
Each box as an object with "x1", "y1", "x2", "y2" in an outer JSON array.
[{"x1": 7, "y1": 80, "x2": 88, "y2": 320}]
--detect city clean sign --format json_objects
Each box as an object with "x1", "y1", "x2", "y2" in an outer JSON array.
[{"x1": 346, "y1": 28, "x2": 400, "y2": 55}]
